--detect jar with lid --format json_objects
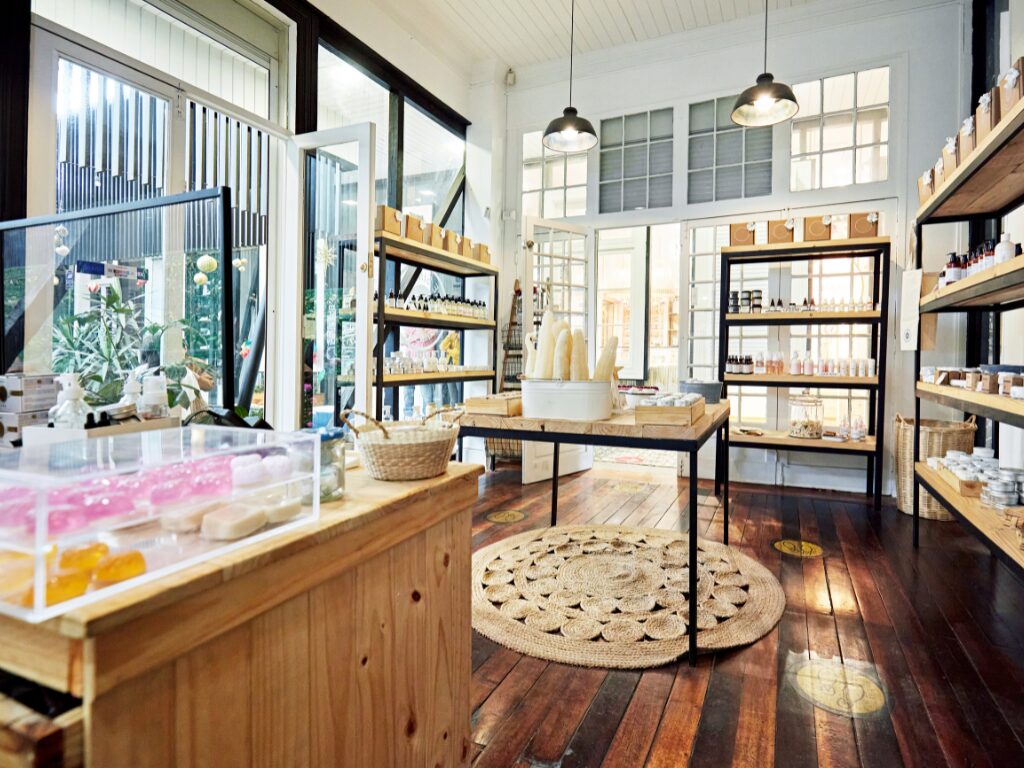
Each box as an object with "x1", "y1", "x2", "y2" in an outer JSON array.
[{"x1": 789, "y1": 392, "x2": 823, "y2": 439}]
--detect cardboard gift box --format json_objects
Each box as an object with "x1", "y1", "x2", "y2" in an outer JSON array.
[
  {"x1": 768, "y1": 219, "x2": 794, "y2": 243},
  {"x1": 0, "y1": 374, "x2": 58, "y2": 414},
  {"x1": 442, "y1": 230, "x2": 462, "y2": 254},
  {"x1": 976, "y1": 88, "x2": 1002, "y2": 142},
  {"x1": 459, "y1": 236, "x2": 473, "y2": 260},
  {"x1": 933, "y1": 158, "x2": 945, "y2": 189},
  {"x1": 0, "y1": 410, "x2": 48, "y2": 446},
  {"x1": 999, "y1": 58, "x2": 1024, "y2": 117},
  {"x1": 917, "y1": 169, "x2": 934, "y2": 205},
  {"x1": 1000, "y1": 375, "x2": 1024, "y2": 396},
  {"x1": 729, "y1": 223, "x2": 755, "y2": 246},
  {"x1": 959, "y1": 116, "x2": 976, "y2": 159},
  {"x1": 850, "y1": 212, "x2": 879, "y2": 238},
  {"x1": 422, "y1": 223, "x2": 443, "y2": 249},
  {"x1": 473, "y1": 243, "x2": 491, "y2": 264},
  {"x1": 941, "y1": 135, "x2": 959, "y2": 182},
  {"x1": 374, "y1": 205, "x2": 402, "y2": 235},
  {"x1": 804, "y1": 216, "x2": 832, "y2": 242},
  {"x1": 979, "y1": 373, "x2": 1001, "y2": 394},
  {"x1": 404, "y1": 214, "x2": 425, "y2": 243}
]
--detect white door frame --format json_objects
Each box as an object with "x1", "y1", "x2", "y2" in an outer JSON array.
[{"x1": 274, "y1": 124, "x2": 376, "y2": 431}]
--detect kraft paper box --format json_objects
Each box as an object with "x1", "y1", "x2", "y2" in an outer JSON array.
[
  {"x1": 959, "y1": 116, "x2": 976, "y2": 158},
  {"x1": 374, "y1": 205, "x2": 402, "y2": 235},
  {"x1": 999, "y1": 58, "x2": 1024, "y2": 117},
  {"x1": 918, "y1": 169, "x2": 934, "y2": 205},
  {"x1": 850, "y1": 212, "x2": 879, "y2": 238},
  {"x1": 729, "y1": 223, "x2": 755, "y2": 246},
  {"x1": 768, "y1": 220, "x2": 793, "y2": 243},
  {"x1": 404, "y1": 214, "x2": 425, "y2": 242},
  {"x1": 941, "y1": 134, "x2": 959, "y2": 182},
  {"x1": 976, "y1": 88, "x2": 1001, "y2": 142},
  {"x1": 422, "y1": 223, "x2": 443, "y2": 249},
  {"x1": 442, "y1": 230, "x2": 462, "y2": 254},
  {"x1": 804, "y1": 217, "x2": 832, "y2": 242}
]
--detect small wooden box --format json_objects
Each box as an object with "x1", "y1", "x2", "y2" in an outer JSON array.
[
  {"x1": 938, "y1": 464, "x2": 982, "y2": 497},
  {"x1": 442, "y1": 230, "x2": 461, "y2": 254},
  {"x1": 979, "y1": 373, "x2": 1000, "y2": 394},
  {"x1": 959, "y1": 118, "x2": 976, "y2": 159},
  {"x1": 729, "y1": 223, "x2": 755, "y2": 246},
  {"x1": 804, "y1": 217, "x2": 831, "y2": 242},
  {"x1": 999, "y1": 58, "x2": 1024, "y2": 117},
  {"x1": 1001, "y1": 375, "x2": 1024, "y2": 396},
  {"x1": 964, "y1": 371, "x2": 983, "y2": 391},
  {"x1": 768, "y1": 220, "x2": 793, "y2": 244},
  {"x1": 473, "y1": 243, "x2": 491, "y2": 264},
  {"x1": 934, "y1": 369, "x2": 964, "y2": 386},
  {"x1": 918, "y1": 169, "x2": 934, "y2": 205},
  {"x1": 0, "y1": 689, "x2": 82, "y2": 768},
  {"x1": 976, "y1": 87, "x2": 1002, "y2": 142},
  {"x1": 932, "y1": 158, "x2": 945, "y2": 189},
  {"x1": 422, "y1": 223, "x2": 443, "y2": 249},
  {"x1": 404, "y1": 214, "x2": 425, "y2": 242},
  {"x1": 941, "y1": 135, "x2": 959, "y2": 181},
  {"x1": 464, "y1": 392, "x2": 522, "y2": 416},
  {"x1": 850, "y1": 212, "x2": 878, "y2": 238},
  {"x1": 459, "y1": 236, "x2": 473, "y2": 260},
  {"x1": 375, "y1": 205, "x2": 402, "y2": 235},
  {"x1": 634, "y1": 399, "x2": 705, "y2": 427}
]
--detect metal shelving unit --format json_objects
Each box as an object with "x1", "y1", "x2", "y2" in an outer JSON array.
[
  {"x1": 912, "y1": 97, "x2": 1024, "y2": 572},
  {"x1": 373, "y1": 231, "x2": 499, "y2": 420},
  {"x1": 717, "y1": 237, "x2": 892, "y2": 509}
]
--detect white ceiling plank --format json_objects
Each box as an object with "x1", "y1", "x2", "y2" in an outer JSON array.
[
  {"x1": 633, "y1": 1, "x2": 662, "y2": 39},
  {"x1": 703, "y1": 0, "x2": 724, "y2": 26},
  {"x1": 677, "y1": 1, "x2": 699, "y2": 29}
]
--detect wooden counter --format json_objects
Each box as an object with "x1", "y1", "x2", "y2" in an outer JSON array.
[{"x1": 0, "y1": 464, "x2": 484, "y2": 767}]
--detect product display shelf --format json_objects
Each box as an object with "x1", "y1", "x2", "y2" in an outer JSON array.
[
  {"x1": 916, "y1": 91, "x2": 1024, "y2": 224},
  {"x1": 730, "y1": 429, "x2": 877, "y2": 454},
  {"x1": 915, "y1": 463, "x2": 1024, "y2": 576},
  {"x1": 913, "y1": 127, "x2": 1024, "y2": 552},
  {"x1": 725, "y1": 309, "x2": 881, "y2": 325},
  {"x1": 723, "y1": 373, "x2": 879, "y2": 389},
  {"x1": 374, "y1": 230, "x2": 499, "y2": 420},
  {"x1": 718, "y1": 238, "x2": 891, "y2": 508}
]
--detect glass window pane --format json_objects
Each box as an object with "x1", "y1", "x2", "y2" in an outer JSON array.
[
  {"x1": 648, "y1": 174, "x2": 672, "y2": 208},
  {"x1": 856, "y1": 144, "x2": 889, "y2": 183},
  {"x1": 565, "y1": 185, "x2": 586, "y2": 216},
  {"x1": 716, "y1": 130, "x2": 743, "y2": 165},
  {"x1": 523, "y1": 130, "x2": 544, "y2": 162},
  {"x1": 716, "y1": 97, "x2": 737, "y2": 129},
  {"x1": 599, "y1": 181, "x2": 622, "y2": 213},
  {"x1": 822, "y1": 112, "x2": 854, "y2": 150},
  {"x1": 544, "y1": 157, "x2": 564, "y2": 187},
  {"x1": 689, "y1": 100, "x2": 715, "y2": 134},
  {"x1": 791, "y1": 156, "x2": 820, "y2": 191},
  {"x1": 792, "y1": 80, "x2": 821, "y2": 116},
  {"x1": 688, "y1": 134, "x2": 714, "y2": 170},
  {"x1": 691, "y1": 254, "x2": 714, "y2": 282},
  {"x1": 823, "y1": 73, "x2": 855, "y2": 112},
  {"x1": 745, "y1": 126, "x2": 772, "y2": 162},
  {"x1": 624, "y1": 112, "x2": 648, "y2": 143},
  {"x1": 623, "y1": 178, "x2": 647, "y2": 209},
  {"x1": 523, "y1": 162, "x2": 542, "y2": 191},
  {"x1": 651, "y1": 108, "x2": 673, "y2": 139},
  {"x1": 650, "y1": 140, "x2": 673, "y2": 174},
  {"x1": 403, "y1": 100, "x2": 465, "y2": 225},
  {"x1": 822, "y1": 149, "x2": 854, "y2": 187},
  {"x1": 566, "y1": 153, "x2": 587, "y2": 185},
  {"x1": 715, "y1": 165, "x2": 742, "y2": 200},
  {"x1": 600, "y1": 148, "x2": 623, "y2": 181},
  {"x1": 857, "y1": 67, "x2": 889, "y2": 107},
  {"x1": 601, "y1": 116, "x2": 624, "y2": 147},
  {"x1": 522, "y1": 191, "x2": 540, "y2": 218},
  {"x1": 543, "y1": 191, "x2": 565, "y2": 218},
  {"x1": 791, "y1": 119, "x2": 821, "y2": 154},
  {"x1": 688, "y1": 169, "x2": 714, "y2": 204},
  {"x1": 623, "y1": 145, "x2": 648, "y2": 178},
  {"x1": 856, "y1": 107, "x2": 889, "y2": 145},
  {"x1": 744, "y1": 162, "x2": 772, "y2": 197}
]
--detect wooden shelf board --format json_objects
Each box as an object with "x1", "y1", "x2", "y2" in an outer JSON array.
[
  {"x1": 915, "y1": 463, "x2": 1024, "y2": 574},
  {"x1": 381, "y1": 307, "x2": 496, "y2": 330},
  {"x1": 377, "y1": 370, "x2": 495, "y2": 387},
  {"x1": 725, "y1": 310, "x2": 880, "y2": 324},
  {"x1": 917, "y1": 93, "x2": 1024, "y2": 222},
  {"x1": 375, "y1": 231, "x2": 498, "y2": 276},
  {"x1": 730, "y1": 429, "x2": 876, "y2": 453},
  {"x1": 724, "y1": 373, "x2": 878, "y2": 388},
  {"x1": 916, "y1": 381, "x2": 1024, "y2": 429},
  {"x1": 919, "y1": 254, "x2": 1024, "y2": 312},
  {"x1": 721, "y1": 237, "x2": 891, "y2": 262}
]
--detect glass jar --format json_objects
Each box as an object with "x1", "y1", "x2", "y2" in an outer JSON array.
[{"x1": 789, "y1": 393, "x2": 823, "y2": 439}]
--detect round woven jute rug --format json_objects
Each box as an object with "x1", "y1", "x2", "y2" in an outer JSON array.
[{"x1": 472, "y1": 524, "x2": 786, "y2": 669}]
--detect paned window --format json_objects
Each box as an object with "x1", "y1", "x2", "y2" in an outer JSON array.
[
  {"x1": 598, "y1": 109, "x2": 673, "y2": 213},
  {"x1": 790, "y1": 67, "x2": 890, "y2": 191},
  {"x1": 522, "y1": 130, "x2": 587, "y2": 219},
  {"x1": 687, "y1": 97, "x2": 772, "y2": 204},
  {"x1": 404, "y1": 101, "x2": 466, "y2": 229}
]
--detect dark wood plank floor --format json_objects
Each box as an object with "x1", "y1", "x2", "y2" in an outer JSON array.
[{"x1": 467, "y1": 463, "x2": 1024, "y2": 767}]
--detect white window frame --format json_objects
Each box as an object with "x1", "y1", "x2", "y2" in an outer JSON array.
[{"x1": 520, "y1": 129, "x2": 588, "y2": 220}]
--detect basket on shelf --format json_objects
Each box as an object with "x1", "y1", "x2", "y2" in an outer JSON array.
[
  {"x1": 894, "y1": 413, "x2": 977, "y2": 520},
  {"x1": 339, "y1": 408, "x2": 462, "y2": 481}
]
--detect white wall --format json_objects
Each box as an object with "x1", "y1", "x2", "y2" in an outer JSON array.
[{"x1": 464, "y1": 0, "x2": 971, "y2": 493}]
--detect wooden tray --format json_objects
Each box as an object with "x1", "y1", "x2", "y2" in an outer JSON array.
[
  {"x1": 464, "y1": 392, "x2": 522, "y2": 416},
  {"x1": 937, "y1": 464, "x2": 982, "y2": 497},
  {"x1": 634, "y1": 399, "x2": 705, "y2": 426}
]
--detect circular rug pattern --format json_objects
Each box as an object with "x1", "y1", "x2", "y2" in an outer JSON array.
[{"x1": 472, "y1": 524, "x2": 786, "y2": 669}]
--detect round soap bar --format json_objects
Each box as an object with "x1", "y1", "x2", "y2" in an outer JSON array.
[
  {"x1": 59, "y1": 542, "x2": 110, "y2": 573},
  {"x1": 93, "y1": 551, "x2": 147, "y2": 584}
]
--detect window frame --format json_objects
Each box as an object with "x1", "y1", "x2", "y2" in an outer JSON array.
[
  {"x1": 597, "y1": 108, "x2": 674, "y2": 214},
  {"x1": 686, "y1": 96, "x2": 773, "y2": 205}
]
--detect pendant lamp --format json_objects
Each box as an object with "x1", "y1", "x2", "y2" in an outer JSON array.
[
  {"x1": 731, "y1": 0, "x2": 799, "y2": 127},
  {"x1": 542, "y1": 0, "x2": 597, "y2": 153}
]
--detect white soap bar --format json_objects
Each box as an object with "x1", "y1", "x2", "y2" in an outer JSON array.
[
  {"x1": 266, "y1": 497, "x2": 303, "y2": 524},
  {"x1": 160, "y1": 499, "x2": 222, "y2": 533},
  {"x1": 201, "y1": 503, "x2": 268, "y2": 540}
]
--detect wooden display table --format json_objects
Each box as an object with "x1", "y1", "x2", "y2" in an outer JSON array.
[
  {"x1": 458, "y1": 403, "x2": 730, "y2": 665},
  {"x1": 0, "y1": 464, "x2": 483, "y2": 767}
]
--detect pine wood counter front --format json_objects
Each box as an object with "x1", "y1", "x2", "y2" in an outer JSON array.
[{"x1": 0, "y1": 464, "x2": 483, "y2": 768}]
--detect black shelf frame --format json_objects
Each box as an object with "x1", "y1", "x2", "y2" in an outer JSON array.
[
  {"x1": 726, "y1": 313, "x2": 882, "y2": 327},
  {"x1": 373, "y1": 233, "x2": 498, "y2": 419},
  {"x1": 716, "y1": 239, "x2": 892, "y2": 509}
]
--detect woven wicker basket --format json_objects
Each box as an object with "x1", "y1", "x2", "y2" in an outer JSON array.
[
  {"x1": 340, "y1": 408, "x2": 462, "y2": 481},
  {"x1": 894, "y1": 413, "x2": 977, "y2": 520}
]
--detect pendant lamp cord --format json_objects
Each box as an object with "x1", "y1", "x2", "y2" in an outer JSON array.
[
  {"x1": 569, "y1": 0, "x2": 575, "y2": 106},
  {"x1": 763, "y1": 0, "x2": 768, "y2": 73}
]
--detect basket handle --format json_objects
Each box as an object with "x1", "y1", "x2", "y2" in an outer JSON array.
[
  {"x1": 895, "y1": 413, "x2": 907, "y2": 425},
  {"x1": 339, "y1": 409, "x2": 390, "y2": 440},
  {"x1": 422, "y1": 405, "x2": 465, "y2": 425},
  {"x1": 965, "y1": 414, "x2": 977, "y2": 425}
]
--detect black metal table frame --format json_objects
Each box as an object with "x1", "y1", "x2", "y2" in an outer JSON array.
[{"x1": 458, "y1": 414, "x2": 730, "y2": 665}]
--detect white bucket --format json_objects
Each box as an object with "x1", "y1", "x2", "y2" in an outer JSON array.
[{"x1": 521, "y1": 379, "x2": 613, "y2": 421}]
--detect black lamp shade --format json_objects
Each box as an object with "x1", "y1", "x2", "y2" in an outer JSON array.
[
  {"x1": 731, "y1": 73, "x2": 799, "y2": 127},
  {"x1": 542, "y1": 107, "x2": 598, "y2": 153}
]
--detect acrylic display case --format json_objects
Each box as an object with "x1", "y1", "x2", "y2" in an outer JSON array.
[{"x1": 0, "y1": 425, "x2": 319, "y2": 622}]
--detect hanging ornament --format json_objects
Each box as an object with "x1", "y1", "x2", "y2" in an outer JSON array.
[
  {"x1": 240, "y1": 340, "x2": 253, "y2": 359},
  {"x1": 194, "y1": 273, "x2": 209, "y2": 286},
  {"x1": 231, "y1": 257, "x2": 244, "y2": 269},
  {"x1": 54, "y1": 225, "x2": 68, "y2": 238},
  {"x1": 55, "y1": 245, "x2": 70, "y2": 258},
  {"x1": 197, "y1": 254, "x2": 218, "y2": 273}
]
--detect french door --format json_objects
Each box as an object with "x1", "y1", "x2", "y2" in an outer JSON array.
[{"x1": 521, "y1": 217, "x2": 595, "y2": 484}]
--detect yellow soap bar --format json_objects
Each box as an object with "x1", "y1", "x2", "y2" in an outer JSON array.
[
  {"x1": 0, "y1": 561, "x2": 33, "y2": 600},
  {"x1": 93, "y1": 551, "x2": 147, "y2": 584},
  {"x1": 200, "y1": 504, "x2": 267, "y2": 541},
  {"x1": 20, "y1": 570, "x2": 90, "y2": 607},
  {"x1": 59, "y1": 542, "x2": 110, "y2": 573}
]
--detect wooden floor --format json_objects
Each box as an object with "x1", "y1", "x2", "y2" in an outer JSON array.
[{"x1": 467, "y1": 462, "x2": 1024, "y2": 767}]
